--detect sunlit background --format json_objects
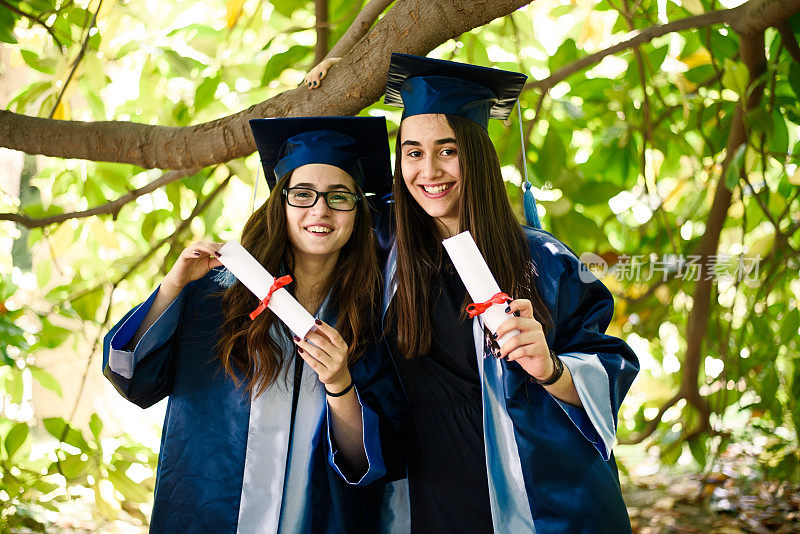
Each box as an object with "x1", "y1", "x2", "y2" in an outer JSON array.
[{"x1": 1, "y1": 0, "x2": 799, "y2": 530}]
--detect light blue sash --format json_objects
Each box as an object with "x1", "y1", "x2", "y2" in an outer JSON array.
[
  {"x1": 473, "y1": 318, "x2": 536, "y2": 533},
  {"x1": 236, "y1": 301, "x2": 329, "y2": 533}
]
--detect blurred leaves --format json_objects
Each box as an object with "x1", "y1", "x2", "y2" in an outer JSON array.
[{"x1": 0, "y1": 0, "x2": 799, "y2": 529}]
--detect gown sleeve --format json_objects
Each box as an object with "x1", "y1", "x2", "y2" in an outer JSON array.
[
  {"x1": 326, "y1": 342, "x2": 408, "y2": 486},
  {"x1": 101, "y1": 282, "x2": 191, "y2": 408},
  {"x1": 526, "y1": 230, "x2": 639, "y2": 460}
]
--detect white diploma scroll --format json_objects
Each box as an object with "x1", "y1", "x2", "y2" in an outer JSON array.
[
  {"x1": 217, "y1": 241, "x2": 316, "y2": 339},
  {"x1": 442, "y1": 231, "x2": 519, "y2": 348}
]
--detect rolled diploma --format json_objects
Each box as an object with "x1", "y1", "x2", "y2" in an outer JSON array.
[
  {"x1": 442, "y1": 231, "x2": 519, "y2": 348},
  {"x1": 217, "y1": 241, "x2": 316, "y2": 339}
]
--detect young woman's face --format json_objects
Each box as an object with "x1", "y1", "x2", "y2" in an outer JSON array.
[
  {"x1": 399, "y1": 114, "x2": 462, "y2": 234},
  {"x1": 284, "y1": 163, "x2": 358, "y2": 262}
]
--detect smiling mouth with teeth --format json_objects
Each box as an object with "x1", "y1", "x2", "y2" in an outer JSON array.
[
  {"x1": 421, "y1": 183, "x2": 454, "y2": 194},
  {"x1": 306, "y1": 225, "x2": 333, "y2": 234}
]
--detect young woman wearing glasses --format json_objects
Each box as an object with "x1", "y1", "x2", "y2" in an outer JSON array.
[{"x1": 102, "y1": 117, "x2": 403, "y2": 533}]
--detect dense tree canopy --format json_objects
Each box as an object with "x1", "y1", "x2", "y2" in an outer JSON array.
[{"x1": 1, "y1": 0, "x2": 799, "y2": 529}]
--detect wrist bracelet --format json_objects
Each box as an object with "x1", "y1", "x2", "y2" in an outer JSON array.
[
  {"x1": 530, "y1": 350, "x2": 563, "y2": 386},
  {"x1": 325, "y1": 382, "x2": 354, "y2": 397}
]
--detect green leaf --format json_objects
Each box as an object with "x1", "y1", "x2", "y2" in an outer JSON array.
[
  {"x1": 5, "y1": 369, "x2": 24, "y2": 404},
  {"x1": 70, "y1": 287, "x2": 104, "y2": 322},
  {"x1": 572, "y1": 181, "x2": 624, "y2": 206},
  {"x1": 93, "y1": 162, "x2": 135, "y2": 195},
  {"x1": 107, "y1": 468, "x2": 149, "y2": 502},
  {"x1": 789, "y1": 62, "x2": 800, "y2": 99},
  {"x1": 89, "y1": 413, "x2": 103, "y2": 441},
  {"x1": 4, "y1": 422, "x2": 29, "y2": 459},
  {"x1": 161, "y1": 49, "x2": 206, "y2": 78},
  {"x1": 767, "y1": 111, "x2": 789, "y2": 154},
  {"x1": 549, "y1": 39, "x2": 579, "y2": 73},
  {"x1": 43, "y1": 417, "x2": 91, "y2": 452},
  {"x1": 709, "y1": 29, "x2": 739, "y2": 59},
  {"x1": 270, "y1": 0, "x2": 298, "y2": 18},
  {"x1": 34, "y1": 319, "x2": 71, "y2": 349},
  {"x1": 722, "y1": 58, "x2": 748, "y2": 98},
  {"x1": 688, "y1": 435, "x2": 706, "y2": 467},
  {"x1": 194, "y1": 73, "x2": 221, "y2": 112},
  {"x1": 781, "y1": 308, "x2": 800, "y2": 344},
  {"x1": 537, "y1": 128, "x2": 566, "y2": 182},
  {"x1": 55, "y1": 453, "x2": 89, "y2": 479},
  {"x1": 725, "y1": 144, "x2": 746, "y2": 191},
  {"x1": 549, "y1": 4, "x2": 574, "y2": 17},
  {"x1": 261, "y1": 45, "x2": 310, "y2": 85},
  {"x1": 0, "y1": 8, "x2": 18, "y2": 44},
  {"x1": 20, "y1": 49, "x2": 56, "y2": 73},
  {"x1": 30, "y1": 367, "x2": 62, "y2": 397},
  {"x1": 647, "y1": 45, "x2": 669, "y2": 71},
  {"x1": 684, "y1": 65, "x2": 715, "y2": 85},
  {"x1": 7, "y1": 81, "x2": 51, "y2": 113}
]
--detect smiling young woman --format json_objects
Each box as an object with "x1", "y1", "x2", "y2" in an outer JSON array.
[
  {"x1": 376, "y1": 53, "x2": 640, "y2": 533},
  {"x1": 102, "y1": 117, "x2": 403, "y2": 533}
]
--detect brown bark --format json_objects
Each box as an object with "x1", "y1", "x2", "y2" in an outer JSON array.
[
  {"x1": 327, "y1": 0, "x2": 394, "y2": 59},
  {"x1": 314, "y1": 0, "x2": 329, "y2": 64},
  {"x1": 0, "y1": 0, "x2": 531, "y2": 169}
]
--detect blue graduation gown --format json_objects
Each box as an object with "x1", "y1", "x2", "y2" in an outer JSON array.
[
  {"x1": 378, "y1": 226, "x2": 640, "y2": 533},
  {"x1": 102, "y1": 271, "x2": 402, "y2": 533}
]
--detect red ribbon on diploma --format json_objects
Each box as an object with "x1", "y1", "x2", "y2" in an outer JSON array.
[
  {"x1": 466, "y1": 291, "x2": 510, "y2": 319},
  {"x1": 249, "y1": 275, "x2": 293, "y2": 320}
]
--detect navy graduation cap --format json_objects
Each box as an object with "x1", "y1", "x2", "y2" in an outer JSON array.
[
  {"x1": 383, "y1": 53, "x2": 542, "y2": 229},
  {"x1": 248, "y1": 116, "x2": 392, "y2": 202},
  {"x1": 384, "y1": 53, "x2": 528, "y2": 130}
]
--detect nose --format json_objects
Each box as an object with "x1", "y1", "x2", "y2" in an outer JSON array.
[
  {"x1": 420, "y1": 154, "x2": 443, "y2": 181},
  {"x1": 308, "y1": 194, "x2": 332, "y2": 216}
]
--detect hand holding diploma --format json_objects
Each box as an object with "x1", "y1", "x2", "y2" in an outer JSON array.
[{"x1": 442, "y1": 232, "x2": 555, "y2": 382}]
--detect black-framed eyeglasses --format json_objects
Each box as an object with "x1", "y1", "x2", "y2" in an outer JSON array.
[{"x1": 282, "y1": 187, "x2": 361, "y2": 212}]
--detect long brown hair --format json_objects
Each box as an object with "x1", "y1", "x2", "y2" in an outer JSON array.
[
  {"x1": 390, "y1": 114, "x2": 551, "y2": 358},
  {"x1": 217, "y1": 172, "x2": 380, "y2": 397}
]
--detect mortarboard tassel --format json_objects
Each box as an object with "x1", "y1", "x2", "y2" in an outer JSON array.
[{"x1": 517, "y1": 101, "x2": 542, "y2": 230}]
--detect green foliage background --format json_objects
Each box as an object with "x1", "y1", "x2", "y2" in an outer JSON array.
[{"x1": 0, "y1": 0, "x2": 799, "y2": 529}]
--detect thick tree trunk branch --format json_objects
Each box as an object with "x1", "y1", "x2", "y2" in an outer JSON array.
[
  {"x1": 0, "y1": 0, "x2": 530, "y2": 169},
  {"x1": 527, "y1": 0, "x2": 800, "y2": 92},
  {"x1": 0, "y1": 169, "x2": 197, "y2": 228}
]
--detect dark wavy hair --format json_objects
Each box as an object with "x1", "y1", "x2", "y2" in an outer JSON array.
[
  {"x1": 389, "y1": 114, "x2": 552, "y2": 358},
  {"x1": 217, "y1": 172, "x2": 380, "y2": 397}
]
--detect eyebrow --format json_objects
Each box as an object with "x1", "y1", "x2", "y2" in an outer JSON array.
[
  {"x1": 293, "y1": 182, "x2": 352, "y2": 192},
  {"x1": 400, "y1": 137, "x2": 457, "y2": 147}
]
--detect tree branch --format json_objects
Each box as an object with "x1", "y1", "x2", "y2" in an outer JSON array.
[
  {"x1": 0, "y1": 0, "x2": 528, "y2": 168},
  {"x1": 0, "y1": 0, "x2": 64, "y2": 49},
  {"x1": 0, "y1": 168, "x2": 197, "y2": 228},
  {"x1": 326, "y1": 0, "x2": 394, "y2": 60},
  {"x1": 682, "y1": 30, "x2": 768, "y2": 427},
  {"x1": 49, "y1": 0, "x2": 104, "y2": 118},
  {"x1": 618, "y1": 392, "x2": 682, "y2": 445},
  {"x1": 777, "y1": 20, "x2": 800, "y2": 63},
  {"x1": 314, "y1": 0, "x2": 330, "y2": 64},
  {"x1": 526, "y1": 0, "x2": 800, "y2": 93}
]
